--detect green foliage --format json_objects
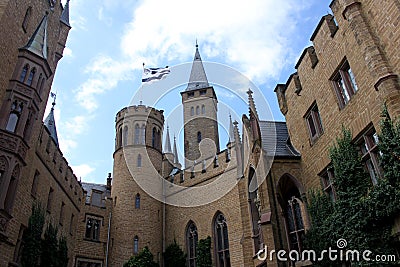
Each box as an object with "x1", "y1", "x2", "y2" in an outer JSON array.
[
  {"x1": 197, "y1": 236, "x2": 212, "y2": 267},
  {"x1": 305, "y1": 121, "x2": 400, "y2": 266},
  {"x1": 378, "y1": 105, "x2": 400, "y2": 188},
  {"x1": 21, "y1": 202, "x2": 45, "y2": 267},
  {"x1": 57, "y1": 236, "x2": 69, "y2": 267},
  {"x1": 123, "y1": 246, "x2": 159, "y2": 267},
  {"x1": 40, "y1": 223, "x2": 59, "y2": 267},
  {"x1": 164, "y1": 239, "x2": 186, "y2": 267}
]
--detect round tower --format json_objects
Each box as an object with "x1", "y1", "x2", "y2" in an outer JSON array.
[{"x1": 110, "y1": 104, "x2": 164, "y2": 266}]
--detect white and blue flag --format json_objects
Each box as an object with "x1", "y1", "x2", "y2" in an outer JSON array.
[{"x1": 142, "y1": 65, "x2": 170, "y2": 84}]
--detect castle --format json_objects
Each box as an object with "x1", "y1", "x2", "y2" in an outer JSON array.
[{"x1": 0, "y1": 0, "x2": 400, "y2": 267}]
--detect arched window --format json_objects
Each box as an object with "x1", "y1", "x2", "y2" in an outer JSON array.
[
  {"x1": 135, "y1": 193, "x2": 140, "y2": 209},
  {"x1": 22, "y1": 7, "x2": 32, "y2": 32},
  {"x1": 201, "y1": 105, "x2": 205, "y2": 114},
  {"x1": 27, "y1": 68, "x2": 36, "y2": 86},
  {"x1": 134, "y1": 236, "x2": 139, "y2": 254},
  {"x1": 5, "y1": 165, "x2": 20, "y2": 213},
  {"x1": 248, "y1": 168, "x2": 262, "y2": 252},
  {"x1": 196, "y1": 106, "x2": 200, "y2": 115},
  {"x1": 157, "y1": 129, "x2": 161, "y2": 150},
  {"x1": 19, "y1": 64, "x2": 29, "y2": 82},
  {"x1": 186, "y1": 221, "x2": 198, "y2": 267},
  {"x1": 197, "y1": 132, "x2": 202, "y2": 143},
  {"x1": 137, "y1": 154, "x2": 142, "y2": 167},
  {"x1": 118, "y1": 127, "x2": 122, "y2": 148},
  {"x1": 152, "y1": 127, "x2": 157, "y2": 148},
  {"x1": 140, "y1": 124, "x2": 146, "y2": 145},
  {"x1": 37, "y1": 73, "x2": 42, "y2": 88},
  {"x1": 277, "y1": 175, "x2": 306, "y2": 255},
  {"x1": 123, "y1": 126, "x2": 128, "y2": 146},
  {"x1": 39, "y1": 77, "x2": 45, "y2": 95},
  {"x1": 214, "y1": 212, "x2": 230, "y2": 267},
  {"x1": 191, "y1": 107, "x2": 194, "y2": 116},
  {"x1": 0, "y1": 156, "x2": 8, "y2": 187},
  {"x1": 6, "y1": 100, "x2": 23, "y2": 133},
  {"x1": 134, "y1": 124, "x2": 140, "y2": 144}
]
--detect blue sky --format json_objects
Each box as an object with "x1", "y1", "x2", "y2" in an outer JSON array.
[{"x1": 49, "y1": 0, "x2": 331, "y2": 184}]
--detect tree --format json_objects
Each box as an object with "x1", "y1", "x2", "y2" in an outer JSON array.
[
  {"x1": 123, "y1": 246, "x2": 159, "y2": 267},
  {"x1": 40, "y1": 223, "x2": 59, "y2": 267},
  {"x1": 57, "y1": 236, "x2": 69, "y2": 267},
  {"x1": 197, "y1": 236, "x2": 212, "y2": 267},
  {"x1": 21, "y1": 202, "x2": 45, "y2": 267},
  {"x1": 164, "y1": 239, "x2": 186, "y2": 267},
  {"x1": 305, "y1": 125, "x2": 400, "y2": 266}
]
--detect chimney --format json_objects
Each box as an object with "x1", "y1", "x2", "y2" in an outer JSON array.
[{"x1": 106, "y1": 173, "x2": 112, "y2": 190}]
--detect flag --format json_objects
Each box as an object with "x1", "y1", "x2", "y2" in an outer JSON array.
[{"x1": 142, "y1": 65, "x2": 170, "y2": 84}]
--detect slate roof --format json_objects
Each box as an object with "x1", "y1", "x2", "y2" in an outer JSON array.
[
  {"x1": 44, "y1": 106, "x2": 59, "y2": 147},
  {"x1": 186, "y1": 45, "x2": 210, "y2": 91},
  {"x1": 22, "y1": 15, "x2": 48, "y2": 59},
  {"x1": 259, "y1": 121, "x2": 301, "y2": 158},
  {"x1": 81, "y1": 182, "x2": 111, "y2": 208}
]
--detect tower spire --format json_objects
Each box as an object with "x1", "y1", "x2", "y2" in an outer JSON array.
[
  {"x1": 173, "y1": 135, "x2": 179, "y2": 165},
  {"x1": 164, "y1": 125, "x2": 172, "y2": 153},
  {"x1": 228, "y1": 114, "x2": 235, "y2": 144},
  {"x1": 247, "y1": 89, "x2": 259, "y2": 120},
  {"x1": 60, "y1": 0, "x2": 71, "y2": 27},
  {"x1": 22, "y1": 14, "x2": 48, "y2": 59},
  {"x1": 186, "y1": 42, "x2": 209, "y2": 91},
  {"x1": 44, "y1": 93, "x2": 59, "y2": 147}
]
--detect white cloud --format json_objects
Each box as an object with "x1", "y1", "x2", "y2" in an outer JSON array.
[
  {"x1": 74, "y1": 55, "x2": 133, "y2": 112},
  {"x1": 71, "y1": 164, "x2": 95, "y2": 181},
  {"x1": 63, "y1": 47, "x2": 73, "y2": 57},
  {"x1": 120, "y1": 0, "x2": 303, "y2": 83},
  {"x1": 64, "y1": 115, "x2": 90, "y2": 135}
]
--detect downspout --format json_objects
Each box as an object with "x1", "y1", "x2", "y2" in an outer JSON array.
[{"x1": 105, "y1": 211, "x2": 112, "y2": 267}]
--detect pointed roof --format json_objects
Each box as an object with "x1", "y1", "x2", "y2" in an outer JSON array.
[
  {"x1": 60, "y1": 0, "x2": 71, "y2": 27},
  {"x1": 44, "y1": 101, "x2": 59, "y2": 147},
  {"x1": 228, "y1": 114, "x2": 235, "y2": 143},
  {"x1": 23, "y1": 14, "x2": 48, "y2": 59},
  {"x1": 247, "y1": 89, "x2": 259, "y2": 119},
  {"x1": 164, "y1": 126, "x2": 172, "y2": 153},
  {"x1": 186, "y1": 43, "x2": 209, "y2": 91},
  {"x1": 173, "y1": 135, "x2": 179, "y2": 164}
]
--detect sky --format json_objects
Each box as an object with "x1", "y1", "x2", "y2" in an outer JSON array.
[{"x1": 48, "y1": 0, "x2": 331, "y2": 184}]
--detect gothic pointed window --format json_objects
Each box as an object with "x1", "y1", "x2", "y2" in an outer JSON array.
[
  {"x1": 197, "y1": 132, "x2": 202, "y2": 143},
  {"x1": 39, "y1": 77, "x2": 46, "y2": 95},
  {"x1": 134, "y1": 236, "x2": 139, "y2": 254},
  {"x1": 141, "y1": 124, "x2": 146, "y2": 145},
  {"x1": 152, "y1": 127, "x2": 156, "y2": 148},
  {"x1": 137, "y1": 154, "x2": 142, "y2": 167},
  {"x1": 186, "y1": 221, "x2": 198, "y2": 267},
  {"x1": 201, "y1": 105, "x2": 205, "y2": 114},
  {"x1": 22, "y1": 7, "x2": 32, "y2": 32},
  {"x1": 5, "y1": 165, "x2": 20, "y2": 213},
  {"x1": 191, "y1": 107, "x2": 194, "y2": 116},
  {"x1": 248, "y1": 168, "x2": 262, "y2": 252},
  {"x1": 214, "y1": 212, "x2": 231, "y2": 267},
  {"x1": 196, "y1": 106, "x2": 200, "y2": 115},
  {"x1": 27, "y1": 68, "x2": 36, "y2": 86},
  {"x1": 123, "y1": 126, "x2": 128, "y2": 146},
  {"x1": 20, "y1": 64, "x2": 29, "y2": 82},
  {"x1": 134, "y1": 124, "x2": 140, "y2": 144},
  {"x1": 285, "y1": 196, "x2": 305, "y2": 254},
  {"x1": 6, "y1": 100, "x2": 23, "y2": 133},
  {"x1": 135, "y1": 193, "x2": 140, "y2": 209}
]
